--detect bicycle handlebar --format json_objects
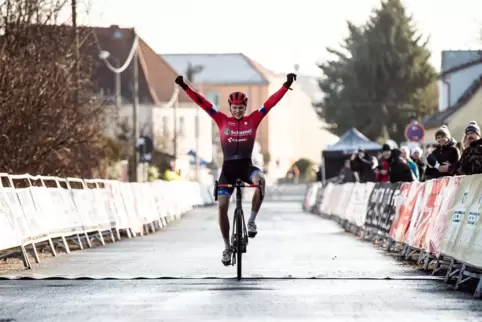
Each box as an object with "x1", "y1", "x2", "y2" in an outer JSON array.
[
  {"x1": 217, "y1": 183, "x2": 260, "y2": 188},
  {"x1": 213, "y1": 179, "x2": 264, "y2": 201}
]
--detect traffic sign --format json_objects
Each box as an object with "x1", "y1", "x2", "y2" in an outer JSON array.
[{"x1": 405, "y1": 121, "x2": 425, "y2": 142}]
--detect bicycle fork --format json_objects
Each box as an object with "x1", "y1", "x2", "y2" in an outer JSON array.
[{"x1": 230, "y1": 211, "x2": 248, "y2": 265}]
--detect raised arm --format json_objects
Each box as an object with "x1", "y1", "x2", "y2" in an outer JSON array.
[
  {"x1": 254, "y1": 73, "x2": 296, "y2": 120},
  {"x1": 174, "y1": 76, "x2": 224, "y2": 121}
]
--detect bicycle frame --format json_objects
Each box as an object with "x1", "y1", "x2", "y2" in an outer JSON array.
[{"x1": 214, "y1": 178, "x2": 263, "y2": 280}]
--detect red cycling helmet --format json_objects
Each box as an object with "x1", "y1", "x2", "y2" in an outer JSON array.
[{"x1": 228, "y1": 91, "x2": 248, "y2": 106}]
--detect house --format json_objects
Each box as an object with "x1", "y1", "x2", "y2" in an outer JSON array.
[
  {"x1": 162, "y1": 53, "x2": 339, "y2": 180},
  {"x1": 161, "y1": 53, "x2": 269, "y2": 169},
  {"x1": 422, "y1": 50, "x2": 482, "y2": 145},
  {"x1": 247, "y1": 60, "x2": 339, "y2": 179},
  {"x1": 90, "y1": 25, "x2": 214, "y2": 168}
]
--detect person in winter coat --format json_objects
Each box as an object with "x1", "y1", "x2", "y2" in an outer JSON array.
[
  {"x1": 452, "y1": 121, "x2": 482, "y2": 176},
  {"x1": 411, "y1": 147, "x2": 426, "y2": 181},
  {"x1": 338, "y1": 159, "x2": 355, "y2": 183},
  {"x1": 425, "y1": 125, "x2": 460, "y2": 180},
  {"x1": 400, "y1": 147, "x2": 419, "y2": 181},
  {"x1": 375, "y1": 143, "x2": 391, "y2": 182},
  {"x1": 349, "y1": 149, "x2": 376, "y2": 182},
  {"x1": 389, "y1": 149, "x2": 415, "y2": 183}
]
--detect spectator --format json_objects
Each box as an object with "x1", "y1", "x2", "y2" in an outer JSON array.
[
  {"x1": 338, "y1": 159, "x2": 355, "y2": 183},
  {"x1": 164, "y1": 160, "x2": 181, "y2": 181},
  {"x1": 400, "y1": 147, "x2": 420, "y2": 181},
  {"x1": 461, "y1": 133, "x2": 470, "y2": 151},
  {"x1": 425, "y1": 125, "x2": 460, "y2": 180},
  {"x1": 375, "y1": 144, "x2": 391, "y2": 182},
  {"x1": 389, "y1": 148, "x2": 414, "y2": 183},
  {"x1": 411, "y1": 147, "x2": 426, "y2": 181},
  {"x1": 350, "y1": 149, "x2": 376, "y2": 182},
  {"x1": 452, "y1": 121, "x2": 482, "y2": 175},
  {"x1": 315, "y1": 165, "x2": 322, "y2": 182}
]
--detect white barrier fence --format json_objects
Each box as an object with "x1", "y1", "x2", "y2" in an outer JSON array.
[
  {"x1": 303, "y1": 174, "x2": 482, "y2": 298},
  {"x1": 0, "y1": 173, "x2": 215, "y2": 269}
]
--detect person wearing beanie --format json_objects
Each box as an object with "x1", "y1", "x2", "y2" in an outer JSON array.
[
  {"x1": 349, "y1": 148, "x2": 376, "y2": 182},
  {"x1": 375, "y1": 143, "x2": 391, "y2": 182},
  {"x1": 452, "y1": 121, "x2": 482, "y2": 175},
  {"x1": 389, "y1": 148, "x2": 415, "y2": 183},
  {"x1": 425, "y1": 125, "x2": 460, "y2": 180}
]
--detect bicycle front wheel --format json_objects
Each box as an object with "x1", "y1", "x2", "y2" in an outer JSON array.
[{"x1": 235, "y1": 210, "x2": 243, "y2": 280}]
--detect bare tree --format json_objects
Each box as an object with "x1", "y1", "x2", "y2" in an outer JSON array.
[{"x1": 0, "y1": 0, "x2": 114, "y2": 178}]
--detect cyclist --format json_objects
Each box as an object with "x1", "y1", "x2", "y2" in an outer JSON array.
[{"x1": 174, "y1": 73, "x2": 297, "y2": 266}]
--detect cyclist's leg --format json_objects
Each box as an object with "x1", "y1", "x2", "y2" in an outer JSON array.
[
  {"x1": 218, "y1": 171, "x2": 234, "y2": 266},
  {"x1": 245, "y1": 166, "x2": 265, "y2": 238}
]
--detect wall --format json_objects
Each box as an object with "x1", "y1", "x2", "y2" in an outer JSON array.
[
  {"x1": 103, "y1": 104, "x2": 156, "y2": 139},
  {"x1": 103, "y1": 102, "x2": 212, "y2": 162},
  {"x1": 421, "y1": 127, "x2": 437, "y2": 146},
  {"x1": 152, "y1": 103, "x2": 213, "y2": 163},
  {"x1": 423, "y1": 86, "x2": 482, "y2": 146},
  {"x1": 446, "y1": 86, "x2": 482, "y2": 142},
  {"x1": 439, "y1": 63, "x2": 482, "y2": 111},
  {"x1": 265, "y1": 76, "x2": 339, "y2": 180}
]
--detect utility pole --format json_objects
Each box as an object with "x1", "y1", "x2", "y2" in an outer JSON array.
[
  {"x1": 131, "y1": 39, "x2": 140, "y2": 182},
  {"x1": 173, "y1": 85, "x2": 178, "y2": 161},
  {"x1": 115, "y1": 58, "x2": 121, "y2": 110},
  {"x1": 185, "y1": 62, "x2": 204, "y2": 181},
  {"x1": 72, "y1": 0, "x2": 80, "y2": 102}
]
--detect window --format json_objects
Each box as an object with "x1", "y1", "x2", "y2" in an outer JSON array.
[
  {"x1": 179, "y1": 116, "x2": 185, "y2": 137},
  {"x1": 206, "y1": 92, "x2": 220, "y2": 106},
  {"x1": 162, "y1": 116, "x2": 169, "y2": 137}
]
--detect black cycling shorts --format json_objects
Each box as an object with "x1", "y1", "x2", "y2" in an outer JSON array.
[{"x1": 218, "y1": 159, "x2": 262, "y2": 196}]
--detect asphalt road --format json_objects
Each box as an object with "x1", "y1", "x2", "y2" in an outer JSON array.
[{"x1": 1, "y1": 195, "x2": 482, "y2": 321}]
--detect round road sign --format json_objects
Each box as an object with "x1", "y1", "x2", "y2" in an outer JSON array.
[{"x1": 405, "y1": 121, "x2": 425, "y2": 142}]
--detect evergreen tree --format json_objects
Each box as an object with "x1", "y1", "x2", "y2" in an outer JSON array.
[{"x1": 314, "y1": 0, "x2": 438, "y2": 142}]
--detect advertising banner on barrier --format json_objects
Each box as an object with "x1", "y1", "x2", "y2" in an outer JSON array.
[
  {"x1": 449, "y1": 177, "x2": 482, "y2": 265},
  {"x1": 406, "y1": 182, "x2": 430, "y2": 247},
  {"x1": 379, "y1": 182, "x2": 402, "y2": 234},
  {"x1": 365, "y1": 183, "x2": 383, "y2": 228},
  {"x1": 0, "y1": 174, "x2": 216, "y2": 261},
  {"x1": 347, "y1": 182, "x2": 375, "y2": 227},
  {"x1": 334, "y1": 183, "x2": 354, "y2": 219},
  {"x1": 426, "y1": 176, "x2": 460, "y2": 256},
  {"x1": 412, "y1": 177, "x2": 450, "y2": 251},
  {"x1": 2, "y1": 189, "x2": 31, "y2": 243},
  {"x1": 462, "y1": 185, "x2": 482, "y2": 267},
  {"x1": 389, "y1": 182, "x2": 422, "y2": 243},
  {"x1": 0, "y1": 191, "x2": 21, "y2": 250},
  {"x1": 318, "y1": 183, "x2": 334, "y2": 215},
  {"x1": 306, "y1": 173, "x2": 482, "y2": 272},
  {"x1": 364, "y1": 183, "x2": 400, "y2": 233},
  {"x1": 441, "y1": 175, "x2": 478, "y2": 258}
]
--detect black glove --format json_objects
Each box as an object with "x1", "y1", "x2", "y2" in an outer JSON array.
[
  {"x1": 175, "y1": 75, "x2": 188, "y2": 90},
  {"x1": 283, "y1": 73, "x2": 297, "y2": 89}
]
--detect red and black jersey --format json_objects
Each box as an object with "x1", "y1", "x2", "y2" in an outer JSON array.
[{"x1": 184, "y1": 86, "x2": 289, "y2": 161}]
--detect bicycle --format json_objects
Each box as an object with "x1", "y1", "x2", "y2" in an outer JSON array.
[{"x1": 214, "y1": 178, "x2": 263, "y2": 280}]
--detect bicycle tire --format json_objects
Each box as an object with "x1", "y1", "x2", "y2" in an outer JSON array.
[{"x1": 236, "y1": 209, "x2": 243, "y2": 280}]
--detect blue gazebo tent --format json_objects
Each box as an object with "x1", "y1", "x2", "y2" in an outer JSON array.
[{"x1": 321, "y1": 128, "x2": 382, "y2": 181}]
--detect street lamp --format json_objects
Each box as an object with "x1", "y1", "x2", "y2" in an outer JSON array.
[
  {"x1": 185, "y1": 62, "x2": 204, "y2": 181},
  {"x1": 99, "y1": 48, "x2": 140, "y2": 182},
  {"x1": 99, "y1": 50, "x2": 121, "y2": 110}
]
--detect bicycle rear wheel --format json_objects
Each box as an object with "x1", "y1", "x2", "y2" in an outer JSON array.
[{"x1": 235, "y1": 209, "x2": 243, "y2": 280}]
